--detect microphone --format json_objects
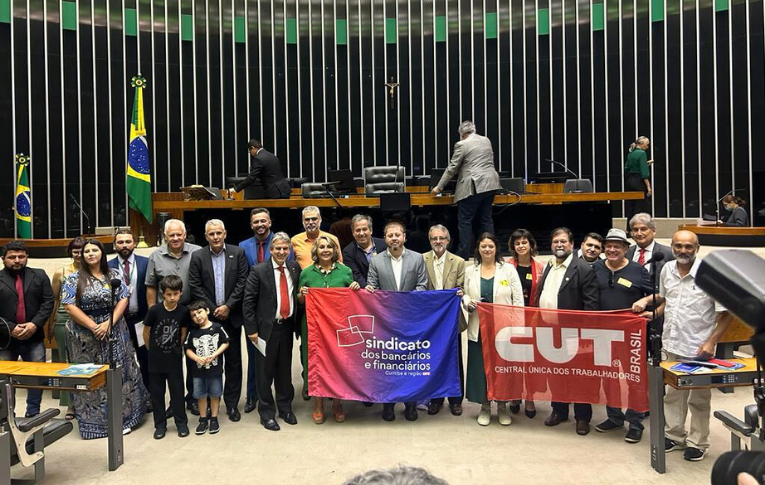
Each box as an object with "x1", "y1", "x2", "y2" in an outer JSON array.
[
  {"x1": 69, "y1": 193, "x2": 92, "y2": 235},
  {"x1": 110, "y1": 278, "x2": 122, "y2": 293},
  {"x1": 546, "y1": 159, "x2": 579, "y2": 179},
  {"x1": 646, "y1": 252, "x2": 665, "y2": 265}
]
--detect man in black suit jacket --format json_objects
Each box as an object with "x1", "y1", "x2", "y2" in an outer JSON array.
[
  {"x1": 342, "y1": 214, "x2": 387, "y2": 287},
  {"x1": 108, "y1": 229, "x2": 150, "y2": 387},
  {"x1": 188, "y1": 219, "x2": 250, "y2": 421},
  {"x1": 232, "y1": 139, "x2": 291, "y2": 199},
  {"x1": 0, "y1": 241, "x2": 54, "y2": 417},
  {"x1": 535, "y1": 228, "x2": 599, "y2": 436},
  {"x1": 626, "y1": 213, "x2": 674, "y2": 281},
  {"x1": 243, "y1": 232, "x2": 301, "y2": 431}
]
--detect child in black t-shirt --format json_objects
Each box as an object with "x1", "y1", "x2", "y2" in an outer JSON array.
[
  {"x1": 142, "y1": 275, "x2": 190, "y2": 439},
  {"x1": 185, "y1": 300, "x2": 230, "y2": 435}
]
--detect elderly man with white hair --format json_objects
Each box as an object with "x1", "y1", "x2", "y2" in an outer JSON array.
[
  {"x1": 431, "y1": 120, "x2": 502, "y2": 259},
  {"x1": 145, "y1": 218, "x2": 203, "y2": 414},
  {"x1": 188, "y1": 219, "x2": 250, "y2": 422}
]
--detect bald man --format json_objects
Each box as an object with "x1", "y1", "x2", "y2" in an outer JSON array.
[{"x1": 632, "y1": 230, "x2": 731, "y2": 462}]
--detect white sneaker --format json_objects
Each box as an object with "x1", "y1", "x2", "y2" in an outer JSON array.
[
  {"x1": 497, "y1": 402, "x2": 512, "y2": 426},
  {"x1": 477, "y1": 404, "x2": 491, "y2": 426},
  {"x1": 122, "y1": 427, "x2": 131, "y2": 436}
]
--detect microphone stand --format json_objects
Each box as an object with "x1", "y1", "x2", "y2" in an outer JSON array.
[
  {"x1": 106, "y1": 278, "x2": 124, "y2": 470},
  {"x1": 108, "y1": 279, "x2": 122, "y2": 370},
  {"x1": 646, "y1": 252, "x2": 665, "y2": 473},
  {"x1": 69, "y1": 194, "x2": 92, "y2": 235},
  {"x1": 547, "y1": 159, "x2": 581, "y2": 192}
]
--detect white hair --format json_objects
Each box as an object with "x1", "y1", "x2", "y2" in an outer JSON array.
[
  {"x1": 164, "y1": 219, "x2": 186, "y2": 234},
  {"x1": 302, "y1": 206, "x2": 321, "y2": 218},
  {"x1": 204, "y1": 219, "x2": 226, "y2": 232},
  {"x1": 458, "y1": 120, "x2": 476, "y2": 136},
  {"x1": 428, "y1": 224, "x2": 450, "y2": 241},
  {"x1": 270, "y1": 231, "x2": 292, "y2": 249}
]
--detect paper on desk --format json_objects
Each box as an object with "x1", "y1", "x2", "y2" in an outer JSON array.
[
  {"x1": 57, "y1": 364, "x2": 103, "y2": 376},
  {"x1": 256, "y1": 337, "x2": 267, "y2": 356},
  {"x1": 135, "y1": 322, "x2": 145, "y2": 347}
]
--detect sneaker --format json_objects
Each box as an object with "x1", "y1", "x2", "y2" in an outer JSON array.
[
  {"x1": 665, "y1": 438, "x2": 684, "y2": 453},
  {"x1": 496, "y1": 402, "x2": 512, "y2": 426},
  {"x1": 196, "y1": 418, "x2": 209, "y2": 435},
  {"x1": 595, "y1": 419, "x2": 623, "y2": 433},
  {"x1": 153, "y1": 427, "x2": 166, "y2": 440},
  {"x1": 209, "y1": 418, "x2": 220, "y2": 434},
  {"x1": 477, "y1": 404, "x2": 491, "y2": 426},
  {"x1": 122, "y1": 427, "x2": 131, "y2": 436},
  {"x1": 416, "y1": 403, "x2": 428, "y2": 411},
  {"x1": 683, "y1": 447, "x2": 706, "y2": 461},
  {"x1": 624, "y1": 428, "x2": 643, "y2": 443}
]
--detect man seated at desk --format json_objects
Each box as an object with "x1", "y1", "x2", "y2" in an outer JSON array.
[{"x1": 231, "y1": 139, "x2": 290, "y2": 199}]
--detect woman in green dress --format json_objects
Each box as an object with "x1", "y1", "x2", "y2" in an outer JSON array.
[
  {"x1": 297, "y1": 235, "x2": 360, "y2": 424},
  {"x1": 45, "y1": 236, "x2": 85, "y2": 420}
]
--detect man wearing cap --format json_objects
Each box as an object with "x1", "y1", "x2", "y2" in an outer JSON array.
[{"x1": 591, "y1": 228, "x2": 653, "y2": 443}]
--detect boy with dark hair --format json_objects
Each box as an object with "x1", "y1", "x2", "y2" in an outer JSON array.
[
  {"x1": 142, "y1": 275, "x2": 190, "y2": 439},
  {"x1": 185, "y1": 300, "x2": 230, "y2": 435}
]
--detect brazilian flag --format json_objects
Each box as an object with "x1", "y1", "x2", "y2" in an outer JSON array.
[
  {"x1": 14, "y1": 154, "x2": 31, "y2": 239},
  {"x1": 126, "y1": 75, "x2": 153, "y2": 223}
]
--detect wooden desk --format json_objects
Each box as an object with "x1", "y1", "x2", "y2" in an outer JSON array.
[
  {"x1": 0, "y1": 236, "x2": 114, "y2": 259},
  {"x1": 0, "y1": 362, "x2": 123, "y2": 471},
  {"x1": 679, "y1": 224, "x2": 765, "y2": 247},
  {"x1": 661, "y1": 358, "x2": 758, "y2": 390}
]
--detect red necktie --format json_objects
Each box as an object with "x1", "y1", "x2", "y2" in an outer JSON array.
[
  {"x1": 15, "y1": 274, "x2": 26, "y2": 324},
  {"x1": 123, "y1": 259, "x2": 131, "y2": 285},
  {"x1": 257, "y1": 241, "x2": 265, "y2": 263},
  {"x1": 638, "y1": 248, "x2": 646, "y2": 266},
  {"x1": 277, "y1": 265, "x2": 290, "y2": 320}
]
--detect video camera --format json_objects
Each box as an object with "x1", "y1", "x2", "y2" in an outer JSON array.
[{"x1": 695, "y1": 250, "x2": 765, "y2": 484}]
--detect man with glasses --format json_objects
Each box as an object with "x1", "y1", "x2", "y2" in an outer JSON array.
[
  {"x1": 590, "y1": 228, "x2": 652, "y2": 443},
  {"x1": 537, "y1": 227, "x2": 599, "y2": 435},
  {"x1": 422, "y1": 224, "x2": 466, "y2": 416},
  {"x1": 291, "y1": 206, "x2": 343, "y2": 270}
]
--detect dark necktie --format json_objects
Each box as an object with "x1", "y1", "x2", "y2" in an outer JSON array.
[
  {"x1": 15, "y1": 274, "x2": 26, "y2": 324},
  {"x1": 258, "y1": 241, "x2": 265, "y2": 264},
  {"x1": 277, "y1": 265, "x2": 290, "y2": 320},
  {"x1": 123, "y1": 259, "x2": 131, "y2": 285},
  {"x1": 638, "y1": 248, "x2": 646, "y2": 266}
]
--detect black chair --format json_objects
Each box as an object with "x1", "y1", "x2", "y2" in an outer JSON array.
[
  {"x1": 0, "y1": 380, "x2": 73, "y2": 483},
  {"x1": 301, "y1": 183, "x2": 329, "y2": 198},
  {"x1": 499, "y1": 177, "x2": 526, "y2": 194},
  {"x1": 364, "y1": 167, "x2": 406, "y2": 195},
  {"x1": 563, "y1": 179, "x2": 594, "y2": 193}
]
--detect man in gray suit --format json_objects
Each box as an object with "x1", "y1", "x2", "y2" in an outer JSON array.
[
  {"x1": 365, "y1": 220, "x2": 428, "y2": 422},
  {"x1": 431, "y1": 120, "x2": 502, "y2": 259}
]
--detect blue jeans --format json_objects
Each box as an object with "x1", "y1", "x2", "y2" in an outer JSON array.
[
  {"x1": 606, "y1": 406, "x2": 645, "y2": 431},
  {"x1": 0, "y1": 340, "x2": 45, "y2": 415},
  {"x1": 192, "y1": 376, "x2": 223, "y2": 399},
  {"x1": 457, "y1": 190, "x2": 497, "y2": 259}
]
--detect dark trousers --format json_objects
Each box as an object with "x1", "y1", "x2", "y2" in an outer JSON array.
[
  {"x1": 430, "y1": 337, "x2": 465, "y2": 406},
  {"x1": 245, "y1": 338, "x2": 260, "y2": 402},
  {"x1": 0, "y1": 340, "x2": 45, "y2": 415},
  {"x1": 457, "y1": 190, "x2": 497, "y2": 259},
  {"x1": 255, "y1": 323, "x2": 294, "y2": 421},
  {"x1": 125, "y1": 314, "x2": 150, "y2": 389},
  {"x1": 552, "y1": 402, "x2": 592, "y2": 422},
  {"x1": 606, "y1": 406, "x2": 645, "y2": 431},
  {"x1": 221, "y1": 322, "x2": 243, "y2": 411},
  {"x1": 185, "y1": 358, "x2": 195, "y2": 405},
  {"x1": 149, "y1": 368, "x2": 187, "y2": 429},
  {"x1": 624, "y1": 173, "x2": 649, "y2": 232}
]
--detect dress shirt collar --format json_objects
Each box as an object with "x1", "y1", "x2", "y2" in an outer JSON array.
[{"x1": 388, "y1": 247, "x2": 406, "y2": 262}]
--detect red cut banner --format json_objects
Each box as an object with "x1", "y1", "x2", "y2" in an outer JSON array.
[{"x1": 477, "y1": 303, "x2": 648, "y2": 412}]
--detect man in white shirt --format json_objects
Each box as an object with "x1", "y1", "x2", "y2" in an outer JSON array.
[
  {"x1": 633, "y1": 230, "x2": 731, "y2": 462},
  {"x1": 423, "y1": 225, "x2": 466, "y2": 416}
]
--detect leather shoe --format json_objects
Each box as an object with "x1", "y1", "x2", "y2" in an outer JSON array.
[
  {"x1": 165, "y1": 406, "x2": 173, "y2": 419},
  {"x1": 576, "y1": 419, "x2": 591, "y2": 436},
  {"x1": 244, "y1": 398, "x2": 257, "y2": 414},
  {"x1": 404, "y1": 405, "x2": 418, "y2": 422},
  {"x1": 280, "y1": 412, "x2": 298, "y2": 425},
  {"x1": 544, "y1": 412, "x2": 566, "y2": 427},
  {"x1": 382, "y1": 406, "x2": 395, "y2": 422},
  {"x1": 427, "y1": 401, "x2": 442, "y2": 415},
  {"x1": 187, "y1": 401, "x2": 200, "y2": 416},
  {"x1": 153, "y1": 427, "x2": 166, "y2": 440},
  {"x1": 261, "y1": 418, "x2": 280, "y2": 431},
  {"x1": 449, "y1": 404, "x2": 463, "y2": 416},
  {"x1": 227, "y1": 408, "x2": 241, "y2": 422}
]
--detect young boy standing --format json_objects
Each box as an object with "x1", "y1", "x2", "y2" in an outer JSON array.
[
  {"x1": 142, "y1": 275, "x2": 190, "y2": 439},
  {"x1": 185, "y1": 300, "x2": 230, "y2": 435}
]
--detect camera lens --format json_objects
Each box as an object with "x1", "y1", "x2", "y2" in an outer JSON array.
[{"x1": 712, "y1": 451, "x2": 765, "y2": 485}]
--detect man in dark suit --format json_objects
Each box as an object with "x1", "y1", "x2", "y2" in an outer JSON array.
[
  {"x1": 0, "y1": 241, "x2": 54, "y2": 417},
  {"x1": 342, "y1": 214, "x2": 386, "y2": 287},
  {"x1": 188, "y1": 219, "x2": 250, "y2": 422},
  {"x1": 108, "y1": 229, "x2": 150, "y2": 388},
  {"x1": 232, "y1": 139, "x2": 290, "y2": 199},
  {"x1": 243, "y1": 232, "x2": 301, "y2": 431},
  {"x1": 627, "y1": 213, "x2": 673, "y2": 280},
  {"x1": 536, "y1": 227, "x2": 599, "y2": 436}
]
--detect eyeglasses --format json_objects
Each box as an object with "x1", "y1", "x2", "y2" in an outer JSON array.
[{"x1": 429, "y1": 236, "x2": 448, "y2": 241}]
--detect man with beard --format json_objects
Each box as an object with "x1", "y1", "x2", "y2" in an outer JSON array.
[
  {"x1": 0, "y1": 241, "x2": 54, "y2": 417},
  {"x1": 366, "y1": 221, "x2": 429, "y2": 422},
  {"x1": 291, "y1": 206, "x2": 343, "y2": 270},
  {"x1": 577, "y1": 232, "x2": 604, "y2": 266},
  {"x1": 238, "y1": 207, "x2": 293, "y2": 413},
  {"x1": 342, "y1": 214, "x2": 386, "y2": 287},
  {"x1": 537, "y1": 227, "x2": 599, "y2": 435},
  {"x1": 146, "y1": 219, "x2": 202, "y2": 414},
  {"x1": 632, "y1": 230, "x2": 732, "y2": 462},
  {"x1": 109, "y1": 229, "x2": 150, "y2": 388}
]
